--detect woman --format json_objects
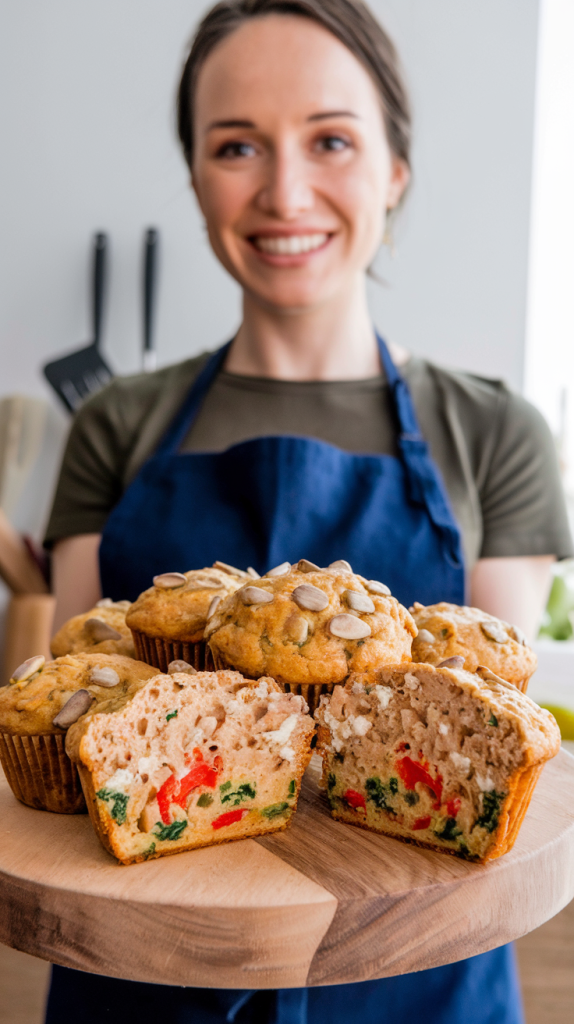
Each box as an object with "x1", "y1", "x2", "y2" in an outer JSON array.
[{"x1": 44, "y1": 1, "x2": 572, "y2": 1022}]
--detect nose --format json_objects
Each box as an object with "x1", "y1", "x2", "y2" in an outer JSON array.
[{"x1": 255, "y1": 142, "x2": 314, "y2": 220}]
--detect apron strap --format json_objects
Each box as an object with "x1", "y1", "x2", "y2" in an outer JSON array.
[{"x1": 154, "y1": 341, "x2": 232, "y2": 457}]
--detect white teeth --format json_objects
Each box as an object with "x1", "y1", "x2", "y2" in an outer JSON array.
[{"x1": 254, "y1": 233, "x2": 328, "y2": 255}]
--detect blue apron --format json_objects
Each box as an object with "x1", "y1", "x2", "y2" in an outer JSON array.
[{"x1": 46, "y1": 337, "x2": 523, "y2": 1024}]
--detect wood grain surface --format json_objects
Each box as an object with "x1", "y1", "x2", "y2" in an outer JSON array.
[{"x1": 1, "y1": 750, "x2": 574, "y2": 989}]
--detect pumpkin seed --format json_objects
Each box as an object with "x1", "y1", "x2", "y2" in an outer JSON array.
[
  {"x1": 247, "y1": 567, "x2": 260, "y2": 579},
  {"x1": 240, "y1": 586, "x2": 274, "y2": 605},
  {"x1": 343, "y1": 590, "x2": 375, "y2": 614},
  {"x1": 509, "y1": 625, "x2": 527, "y2": 646},
  {"x1": 480, "y1": 621, "x2": 509, "y2": 644},
  {"x1": 10, "y1": 655, "x2": 45, "y2": 685},
  {"x1": 207, "y1": 596, "x2": 221, "y2": 618},
  {"x1": 96, "y1": 598, "x2": 114, "y2": 608},
  {"x1": 292, "y1": 584, "x2": 328, "y2": 612},
  {"x1": 153, "y1": 572, "x2": 187, "y2": 589},
  {"x1": 416, "y1": 629, "x2": 435, "y2": 643},
  {"x1": 476, "y1": 665, "x2": 511, "y2": 688},
  {"x1": 365, "y1": 580, "x2": 390, "y2": 596},
  {"x1": 284, "y1": 614, "x2": 309, "y2": 644},
  {"x1": 168, "y1": 660, "x2": 197, "y2": 675},
  {"x1": 53, "y1": 689, "x2": 94, "y2": 729},
  {"x1": 328, "y1": 614, "x2": 371, "y2": 640},
  {"x1": 84, "y1": 618, "x2": 122, "y2": 642},
  {"x1": 265, "y1": 561, "x2": 291, "y2": 578},
  {"x1": 213, "y1": 561, "x2": 250, "y2": 579},
  {"x1": 90, "y1": 667, "x2": 120, "y2": 687},
  {"x1": 437, "y1": 656, "x2": 465, "y2": 670},
  {"x1": 328, "y1": 559, "x2": 353, "y2": 573},
  {"x1": 297, "y1": 559, "x2": 321, "y2": 573}
]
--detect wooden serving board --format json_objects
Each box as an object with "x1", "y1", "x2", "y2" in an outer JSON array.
[{"x1": 1, "y1": 751, "x2": 574, "y2": 989}]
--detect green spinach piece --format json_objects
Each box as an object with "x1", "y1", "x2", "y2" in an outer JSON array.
[
  {"x1": 166, "y1": 709, "x2": 178, "y2": 722},
  {"x1": 221, "y1": 782, "x2": 256, "y2": 806},
  {"x1": 435, "y1": 817, "x2": 462, "y2": 842},
  {"x1": 327, "y1": 772, "x2": 336, "y2": 792},
  {"x1": 261, "y1": 802, "x2": 290, "y2": 819},
  {"x1": 488, "y1": 713, "x2": 498, "y2": 727},
  {"x1": 288, "y1": 779, "x2": 296, "y2": 797},
  {"x1": 476, "y1": 790, "x2": 506, "y2": 833},
  {"x1": 366, "y1": 776, "x2": 396, "y2": 811},
  {"x1": 153, "y1": 819, "x2": 188, "y2": 841},
  {"x1": 197, "y1": 793, "x2": 213, "y2": 808},
  {"x1": 403, "y1": 791, "x2": 420, "y2": 807},
  {"x1": 96, "y1": 788, "x2": 129, "y2": 825},
  {"x1": 143, "y1": 843, "x2": 156, "y2": 860}
]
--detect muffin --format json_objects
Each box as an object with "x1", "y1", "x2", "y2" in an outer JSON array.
[
  {"x1": 410, "y1": 602, "x2": 537, "y2": 692},
  {"x1": 315, "y1": 662, "x2": 559, "y2": 862},
  {"x1": 51, "y1": 599, "x2": 134, "y2": 659},
  {"x1": 66, "y1": 669, "x2": 315, "y2": 864},
  {"x1": 0, "y1": 653, "x2": 156, "y2": 813},
  {"x1": 205, "y1": 559, "x2": 416, "y2": 713},
  {"x1": 126, "y1": 565, "x2": 248, "y2": 672}
]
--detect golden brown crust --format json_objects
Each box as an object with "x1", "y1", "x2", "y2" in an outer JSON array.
[
  {"x1": 0, "y1": 653, "x2": 156, "y2": 737},
  {"x1": 126, "y1": 567, "x2": 243, "y2": 642},
  {"x1": 410, "y1": 602, "x2": 537, "y2": 690},
  {"x1": 206, "y1": 569, "x2": 416, "y2": 688},
  {"x1": 51, "y1": 602, "x2": 134, "y2": 659}
]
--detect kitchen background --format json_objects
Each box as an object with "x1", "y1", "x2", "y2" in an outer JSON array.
[{"x1": 1, "y1": 1, "x2": 573, "y2": 1021}]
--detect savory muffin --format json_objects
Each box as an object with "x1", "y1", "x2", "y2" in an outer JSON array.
[
  {"x1": 205, "y1": 559, "x2": 416, "y2": 713},
  {"x1": 126, "y1": 565, "x2": 246, "y2": 671},
  {"x1": 66, "y1": 669, "x2": 315, "y2": 864},
  {"x1": 51, "y1": 599, "x2": 134, "y2": 659},
  {"x1": 315, "y1": 662, "x2": 559, "y2": 862},
  {"x1": 410, "y1": 602, "x2": 537, "y2": 692},
  {"x1": 0, "y1": 653, "x2": 156, "y2": 813}
]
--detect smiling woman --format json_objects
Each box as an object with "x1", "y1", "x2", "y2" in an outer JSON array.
[{"x1": 44, "y1": 1, "x2": 571, "y2": 1023}]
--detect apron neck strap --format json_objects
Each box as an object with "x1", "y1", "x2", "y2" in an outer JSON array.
[
  {"x1": 376, "y1": 334, "x2": 422, "y2": 440},
  {"x1": 155, "y1": 341, "x2": 232, "y2": 456}
]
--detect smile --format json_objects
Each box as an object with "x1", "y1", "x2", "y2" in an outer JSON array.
[{"x1": 252, "y1": 233, "x2": 330, "y2": 256}]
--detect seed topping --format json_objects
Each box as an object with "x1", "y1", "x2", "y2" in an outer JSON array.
[
  {"x1": 328, "y1": 614, "x2": 371, "y2": 640},
  {"x1": 247, "y1": 567, "x2": 260, "y2": 579},
  {"x1": 265, "y1": 561, "x2": 291, "y2": 578},
  {"x1": 480, "y1": 621, "x2": 509, "y2": 644},
  {"x1": 509, "y1": 624, "x2": 528, "y2": 646},
  {"x1": 96, "y1": 598, "x2": 114, "y2": 608},
  {"x1": 53, "y1": 689, "x2": 95, "y2": 729},
  {"x1": 10, "y1": 655, "x2": 45, "y2": 686},
  {"x1": 343, "y1": 590, "x2": 375, "y2": 614},
  {"x1": 437, "y1": 656, "x2": 465, "y2": 670},
  {"x1": 84, "y1": 618, "x2": 123, "y2": 642},
  {"x1": 297, "y1": 559, "x2": 321, "y2": 573},
  {"x1": 416, "y1": 629, "x2": 435, "y2": 643},
  {"x1": 292, "y1": 584, "x2": 328, "y2": 612},
  {"x1": 213, "y1": 561, "x2": 250, "y2": 579},
  {"x1": 168, "y1": 660, "x2": 197, "y2": 675},
  {"x1": 153, "y1": 572, "x2": 187, "y2": 590},
  {"x1": 90, "y1": 667, "x2": 120, "y2": 688},
  {"x1": 284, "y1": 614, "x2": 309, "y2": 644},
  {"x1": 328, "y1": 559, "x2": 353, "y2": 573},
  {"x1": 365, "y1": 580, "x2": 391, "y2": 596},
  {"x1": 240, "y1": 586, "x2": 274, "y2": 606},
  {"x1": 207, "y1": 596, "x2": 221, "y2": 618}
]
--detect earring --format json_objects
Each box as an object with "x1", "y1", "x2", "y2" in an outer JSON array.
[{"x1": 382, "y1": 210, "x2": 396, "y2": 259}]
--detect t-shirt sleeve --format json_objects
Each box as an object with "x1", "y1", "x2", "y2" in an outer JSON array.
[
  {"x1": 478, "y1": 390, "x2": 573, "y2": 559},
  {"x1": 43, "y1": 385, "x2": 131, "y2": 547}
]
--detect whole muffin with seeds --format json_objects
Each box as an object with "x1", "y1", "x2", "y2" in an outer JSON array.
[
  {"x1": 126, "y1": 565, "x2": 247, "y2": 672},
  {"x1": 410, "y1": 602, "x2": 537, "y2": 692},
  {"x1": 205, "y1": 558, "x2": 416, "y2": 713},
  {"x1": 0, "y1": 652, "x2": 156, "y2": 813},
  {"x1": 51, "y1": 599, "x2": 134, "y2": 659}
]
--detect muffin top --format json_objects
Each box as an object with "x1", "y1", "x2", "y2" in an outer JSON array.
[
  {"x1": 0, "y1": 653, "x2": 156, "y2": 736},
  {"x1": 51, "y1": 599, "x2": 134, "y2": 659},
  {"x1": 205, "y1": 560, "x2": 416, "y2": 686},
  {"x1": 410, "y1": 602, "x2": 537, "y2": 689},
  {"x1": 125, "y1": 565, "x2": 247, "y2": 642}
]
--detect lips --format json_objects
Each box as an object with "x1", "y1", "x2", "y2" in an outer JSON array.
[{"x1": 252, "y1": 233, "x2": 329, "y2": 256}]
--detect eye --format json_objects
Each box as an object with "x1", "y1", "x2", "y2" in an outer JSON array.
[
  {"x1": 316, "y1": 134, "x2": 351, "y2": 153},
  {"x1": 215, "y1": 141, "x2": 256, "y2": 159}
]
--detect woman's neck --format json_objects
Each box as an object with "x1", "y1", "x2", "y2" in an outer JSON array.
[{"x1": 225, "y1": 279, "x2": 382, "y2": 381}]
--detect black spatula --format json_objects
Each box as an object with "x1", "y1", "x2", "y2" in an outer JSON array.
[
  {"x1": 43, "y1": 233, "x2": 113, "y2": 412},
  {"x1": 142, "y1": 227, "x2": 159, "y2": 372}
]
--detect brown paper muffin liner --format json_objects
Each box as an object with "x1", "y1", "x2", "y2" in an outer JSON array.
[
  {"x1": 0, "y1": 732, "x2": 86, "y2": 813},
  {"x1": 209, "y1": 648, "x2": 332, "y2": 715},
  {"x1": 130, "y1": 629, "x2": 207, "y2": 673}
]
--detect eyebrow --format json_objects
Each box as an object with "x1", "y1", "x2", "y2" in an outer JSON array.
[{"x1": 206, "y1": 110, "x2": 360, "y2": 132}]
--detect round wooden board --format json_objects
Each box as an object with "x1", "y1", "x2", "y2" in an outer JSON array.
[{"x1": 1, "y1": 750, "x2": 574, "y2": 989}]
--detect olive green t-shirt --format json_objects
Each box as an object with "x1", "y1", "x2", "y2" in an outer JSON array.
[{"x1": 44, "y1": 351, "x2": 573, "y2": 571}]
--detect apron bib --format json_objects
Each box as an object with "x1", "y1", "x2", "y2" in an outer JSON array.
[{"x1": 46, "y1": 337, "x2": 522, "y2": 1024}]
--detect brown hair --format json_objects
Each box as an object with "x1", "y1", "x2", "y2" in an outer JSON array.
[{"x1": 177, "y1": 0, "x2": 411, "y2": 170}]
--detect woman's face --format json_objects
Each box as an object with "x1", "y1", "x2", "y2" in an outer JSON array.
[{"x1": 192, "y1": 14, "x2": 409, "y2": 313}]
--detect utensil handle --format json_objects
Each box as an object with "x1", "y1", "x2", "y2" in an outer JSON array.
[
  {"x1": 93, "y1": 232, "x2": 108, "y2": 349},
  {"x1": 143, "y1": 228, "x2": 159, "y2": 371}
]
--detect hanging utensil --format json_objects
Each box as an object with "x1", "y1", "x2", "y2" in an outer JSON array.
[
  {"x1": 142, "y1": 227, "x2": 159, "y2": 372},
  {"x1": 43, "y1": 232, "x2": 113, "y2": 412}
]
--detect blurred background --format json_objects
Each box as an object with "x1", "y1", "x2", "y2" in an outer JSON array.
[{"x1": 1, "y1": 1, "x2": 573, "y2": 1022}]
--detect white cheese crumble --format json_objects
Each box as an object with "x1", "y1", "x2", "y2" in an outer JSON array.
[
  {"x1": 104, "y1": 768, "x2": 134, "y2": 793},
  {"x1": 137, "y1": 756, "x2": 158, "y2": 778},
  {"x1": 254, "y1": 679, "x2": 270, "y2": 698},
  {"x1": 449, "y1": 752, "x2": 471, "y2": 774},
  {"x1": 404, "y1": 672, "x2": 420, "y2": 691},
  {"x1": 263, "y1": 713, "x2": 298, "y2": 746},
  {"x1": 438, "y1": 723, "x2": 449, "y2": 735},
  {"x1": 279, "y1": 745, "x2": 295, "y2": 763},
  {"x1": 322, "y1": 707, "x2": 353, "y2": 752},
  {"x1": 352, "y1": 715, "x2": 372, "y2": 737},
  {"x1": 351, "y1": 681, "x2": 364, "y2": 695},
  {"x1": 475, "y1": 772, "x2": 495, "y2": 792},
  {"x1": 374, "y1": 685, "x2": 393, "y2": 709}
]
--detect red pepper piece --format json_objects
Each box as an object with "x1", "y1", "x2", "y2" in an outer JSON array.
[
  {"x1": 157, "y1": 775, "x2": 178, "y2": 824},
  {"x1": 157, "y1": 760, "x2": 221, "y2": 824},
  {"x1": 412, "y1": 815, "x2": 431, "y2": 830},
  {"x1": 343, "y1": 789, "x2": 366, "y2": 811},
  {"x1": 396, "y1": 756, "x2": 443, "y2": 808},
  {"x1": 446, "y1": 796, "x2": 461, "y2": 818},
  {"x1": 212, "y1": 808, "x2": 249, "y2": 830}
]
